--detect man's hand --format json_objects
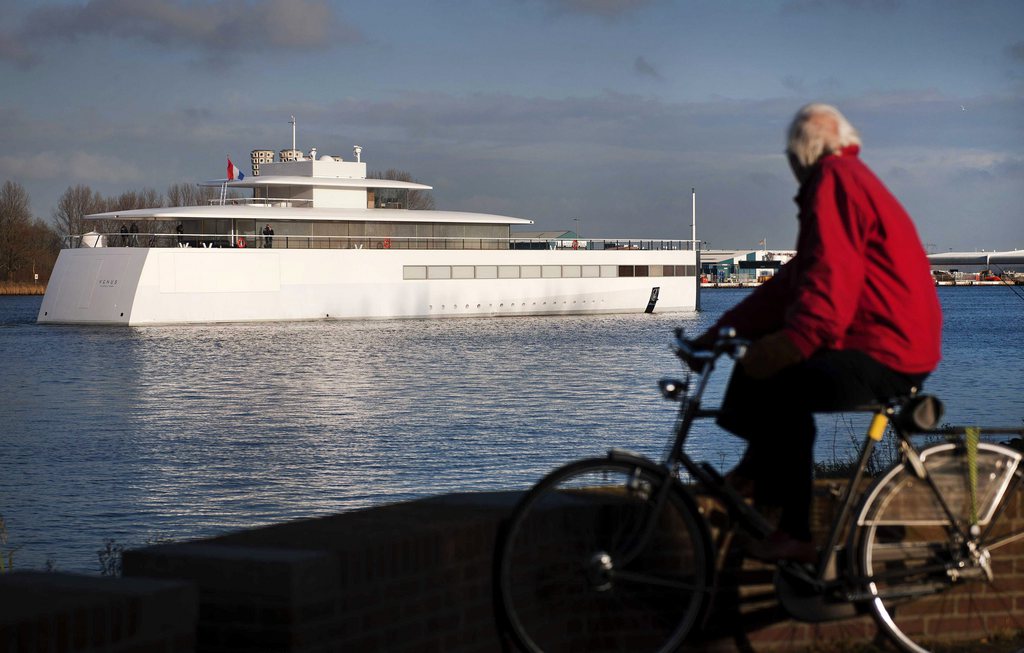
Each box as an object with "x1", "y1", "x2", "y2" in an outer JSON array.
[
  {"x1": 684, "y1": 329, "x2": 717, "y2": 372},
  {"x1": 741, "y1": 331, "x2": 804, "y2": 379}
]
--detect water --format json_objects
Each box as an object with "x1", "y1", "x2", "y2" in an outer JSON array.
[{"x1": 1, "y1": 287, "x2": 1022, "y2": 572}]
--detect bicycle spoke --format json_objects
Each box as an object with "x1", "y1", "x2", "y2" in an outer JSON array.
[
  {"x1": 611, "y1": 569, "x2": 706, "y2": 593},
  {"x1": 497, "y1": 458, "x2": 710, "y2": 653},
  {"x1": 857, "y1": 443, "x2": 1024, "y2": 653},
  {"x1": 983, "y1": 528, "x2": 1024, "y2": 553}
]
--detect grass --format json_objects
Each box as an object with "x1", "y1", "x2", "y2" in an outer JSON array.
[
  {"x1": 0, "y1": 514, "x2": 17, "y2": 572},
  {"x1": 0, "y1": 281, "x2": 45, "y2": 295}
]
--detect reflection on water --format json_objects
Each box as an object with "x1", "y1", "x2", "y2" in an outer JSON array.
[{"x1": 1, "y1": 287, "x2": 1021, "y2": 572}]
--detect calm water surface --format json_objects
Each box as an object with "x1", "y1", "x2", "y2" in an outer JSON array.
[{"x1": 1, "y1": 287, "x2": 1021, "y2": 572}]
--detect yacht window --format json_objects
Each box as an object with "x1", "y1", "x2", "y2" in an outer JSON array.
[
  {"x1": 562, "y1": 265, "x2": 581, "y2": 278},
  {"x1": 404, "y1": 266, "x2": 427, "y2": 280},
  {"x1": 521, "y1": 265, "x2": 541, "y2": 278},
  {"x1": 452, "y1": 266, "x2": 474, "y2": 279},
  {"x1": 476, "y1": 266, "x2": 497, "y2": 279},
  {"x1": 499, "y1": 266, "x2": 519, "y2": 279},
  {"x1": 542, "y1": 266, "x2": 561, "y2": 278},
  {"x1": 582, "y1": 265, "x2": 600, "y2": 278},
  {"x1": 427, "y1": 266, "x2": 451, "y2": 280}
]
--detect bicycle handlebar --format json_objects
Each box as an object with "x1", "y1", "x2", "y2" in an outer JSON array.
[{"x1": 672, "y1": 326, "x2": 750, "y2": 369}]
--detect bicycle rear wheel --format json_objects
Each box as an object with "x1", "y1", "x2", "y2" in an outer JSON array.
[
  {"x1": 855, "y1": 441, "x2": 1024, "y2": 652},
  {"x1": 496, "y1": 456, "x2": 711, "y2": 653}
]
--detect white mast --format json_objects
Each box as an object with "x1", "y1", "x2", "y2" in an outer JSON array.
[
  {"x1": 290, "y1": 115, "x2": 296, "y2": 151},
  {"x1": 691, "y1": 187, "x2": 696, "y2": 243}
]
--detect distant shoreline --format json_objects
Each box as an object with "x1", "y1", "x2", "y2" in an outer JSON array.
[
  {"x1": 0, "y1": 283, "x2": 46, "y2": 295},
  {"x1": 1, "y1": 281, "x2": 1020, "y2": 297}
]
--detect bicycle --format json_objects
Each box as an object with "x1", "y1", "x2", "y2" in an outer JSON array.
[{"x1": 494, "y1": 328, "x2": 1024, "y2": 653}]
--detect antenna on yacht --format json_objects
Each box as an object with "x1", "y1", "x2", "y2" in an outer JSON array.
[
  {"x1": 353, "y1": 145, "x2": 362, "y2": 163},
  {"x1": 290, "y1": 115, "x2": 296, "y2": 152}
]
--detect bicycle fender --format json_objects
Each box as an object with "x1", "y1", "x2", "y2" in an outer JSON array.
[{"x1": 605, "y1": 448, "x2": 657, "y2": 465}]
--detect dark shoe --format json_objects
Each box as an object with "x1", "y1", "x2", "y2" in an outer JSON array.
[
  {"x1": 723, "y1": 469, "x2": 755, "y2": 499},
  {"x1": 747, "y1": 531, "x2": 816, "y2": 565}
]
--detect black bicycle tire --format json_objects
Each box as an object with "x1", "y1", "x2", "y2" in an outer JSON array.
[
  {"x1": 854, "y1": 441, "x2": 1024, "y2": 653},
  {"x1": 495, "y1": 455, "x2": 713, "y2": 653}
]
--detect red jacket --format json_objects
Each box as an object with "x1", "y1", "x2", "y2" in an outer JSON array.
[{"x1": 714, "y1": 146, "x2": 942, "y2": 375}]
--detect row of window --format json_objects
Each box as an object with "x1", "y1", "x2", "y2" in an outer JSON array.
[{"x1": 403, "y1": 264, "x2": 697, "y2": 280}]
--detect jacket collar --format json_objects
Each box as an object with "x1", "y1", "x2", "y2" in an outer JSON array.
[{"x1": 795, "y1": 144, "x2": 861, "y2": 204}]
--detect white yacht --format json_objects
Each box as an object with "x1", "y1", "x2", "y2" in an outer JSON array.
[{"x1": 38, "y1": 138, "x2": 700, "y2": 326}]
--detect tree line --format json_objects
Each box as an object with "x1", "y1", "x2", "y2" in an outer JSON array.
[
  {"x1": 1, "y1": 170, "x2": 433, "y2": 285},
  {"x1": 0, "y1": 181, "x2": 221, "y2": 284}
]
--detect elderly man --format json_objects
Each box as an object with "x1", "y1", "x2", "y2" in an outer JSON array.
[{"x1": 696, "y1": 104, "x2": 942, "y2": 563}]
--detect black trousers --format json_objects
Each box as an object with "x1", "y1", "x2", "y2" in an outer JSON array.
[{"x1": 717, "y1": 349, "x2": 926, "y2": 540}]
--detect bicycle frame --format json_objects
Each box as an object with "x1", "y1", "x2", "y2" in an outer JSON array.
[{"x1": 660, "y1": 330, "x2": 1021, "y2": 595}]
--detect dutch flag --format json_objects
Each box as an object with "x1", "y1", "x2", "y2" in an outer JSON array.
[{"x1": 227, "y1": 157, "x2": 245, "y2": 181}]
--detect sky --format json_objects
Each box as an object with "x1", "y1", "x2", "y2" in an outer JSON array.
[{"x1": 1, "y1": 0, "x2": 1021, "y2": 252}]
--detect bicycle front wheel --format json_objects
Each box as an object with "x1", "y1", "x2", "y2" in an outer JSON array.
[
  {"x1": 856, "y1": 441, "x2": 1024, "y2": 652},
  {"x1": 496, "y1": 456, "x2": 711, "y2": 653}
]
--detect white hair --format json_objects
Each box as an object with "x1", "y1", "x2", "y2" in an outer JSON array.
[{"x1": 786, "y1": 104, "x2": 862, "y2": 174}]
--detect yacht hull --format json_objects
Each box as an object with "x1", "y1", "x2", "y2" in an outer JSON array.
[{"x1": 38, "y1": 247, "x2": 699, "y2": 325}]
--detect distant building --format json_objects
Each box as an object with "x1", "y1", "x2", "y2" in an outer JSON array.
[
  {"x1": 700, "y1": 248, "x2": 796, "y2": 283},
  {"x1": 510, "y1": 230, "x2": 582, "y2": 250}
]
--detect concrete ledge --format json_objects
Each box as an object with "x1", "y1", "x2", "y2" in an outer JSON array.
[{"x1": 0, "y1": 571, "x2": 197, "y2": 652}]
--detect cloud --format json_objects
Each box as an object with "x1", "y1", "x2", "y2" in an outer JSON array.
[
  {"x1": 0, "y1": 31, "x2": 37, "y2": 68},
  {"x1": 633, "y1": 56, "x2": 663, "y2": 80},
  {"x1": 781, "y1": 0, "x2": 899, "y2": 13},
  {"x1": 780, "y1": 75, "x2": 841, "y2": 95},
  {"x1": 3, "y1": 89, "x2": 1018, "y2": 249},
  {"x1": 0, "y1": 151, "x2": 145, "y2": 184},
  {"x1": 529, "y1": 0, "x2": 659, "y2": 19},
  {"x1": 1009, "y1": 41, "x2": 1024, "y2": 63},
  {"x1": 19, "y1": 0, "x2": 360, "y2": 60}
]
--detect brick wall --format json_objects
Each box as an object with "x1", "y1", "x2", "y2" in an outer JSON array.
[
  {"x1": 123, "y1": 493, "x2": 513, "y2": 653},
  {"x1": 0, "y1": 571, "x2": 197, "y2": 652},
  {"x1": 64, "y1": 480, "x2": 1024, "y2": 652}
]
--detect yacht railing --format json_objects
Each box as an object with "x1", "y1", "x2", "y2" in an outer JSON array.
[
  {"x1": 208, "y1": 197, "x2": 315, "y2": 207},
  {"x1": 66, "y1": 233, "x2": 701, "y2": 252}
]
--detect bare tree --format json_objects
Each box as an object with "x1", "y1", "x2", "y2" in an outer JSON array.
[
  {"x1": 167, "y1": 182, "x2": 219, "y2": 207},
  {"x1": 0, "y1": 181, "x2": 33, "y2": 281},
  {"x1": 21, "y1": 217, "x2": 61, "y2": 283},
  {"x1": 84, "y1": 188, "x2": 163, "y2": 239},
  {"x1": 104, "y1": 188, "x2": 162, "y2": 212},
  {"x1": 368, "y1": 169, "x2": 435, "y2": 210},
  {"x1": 53, "y1": 185, "x2": 102, "y2": 239}
]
